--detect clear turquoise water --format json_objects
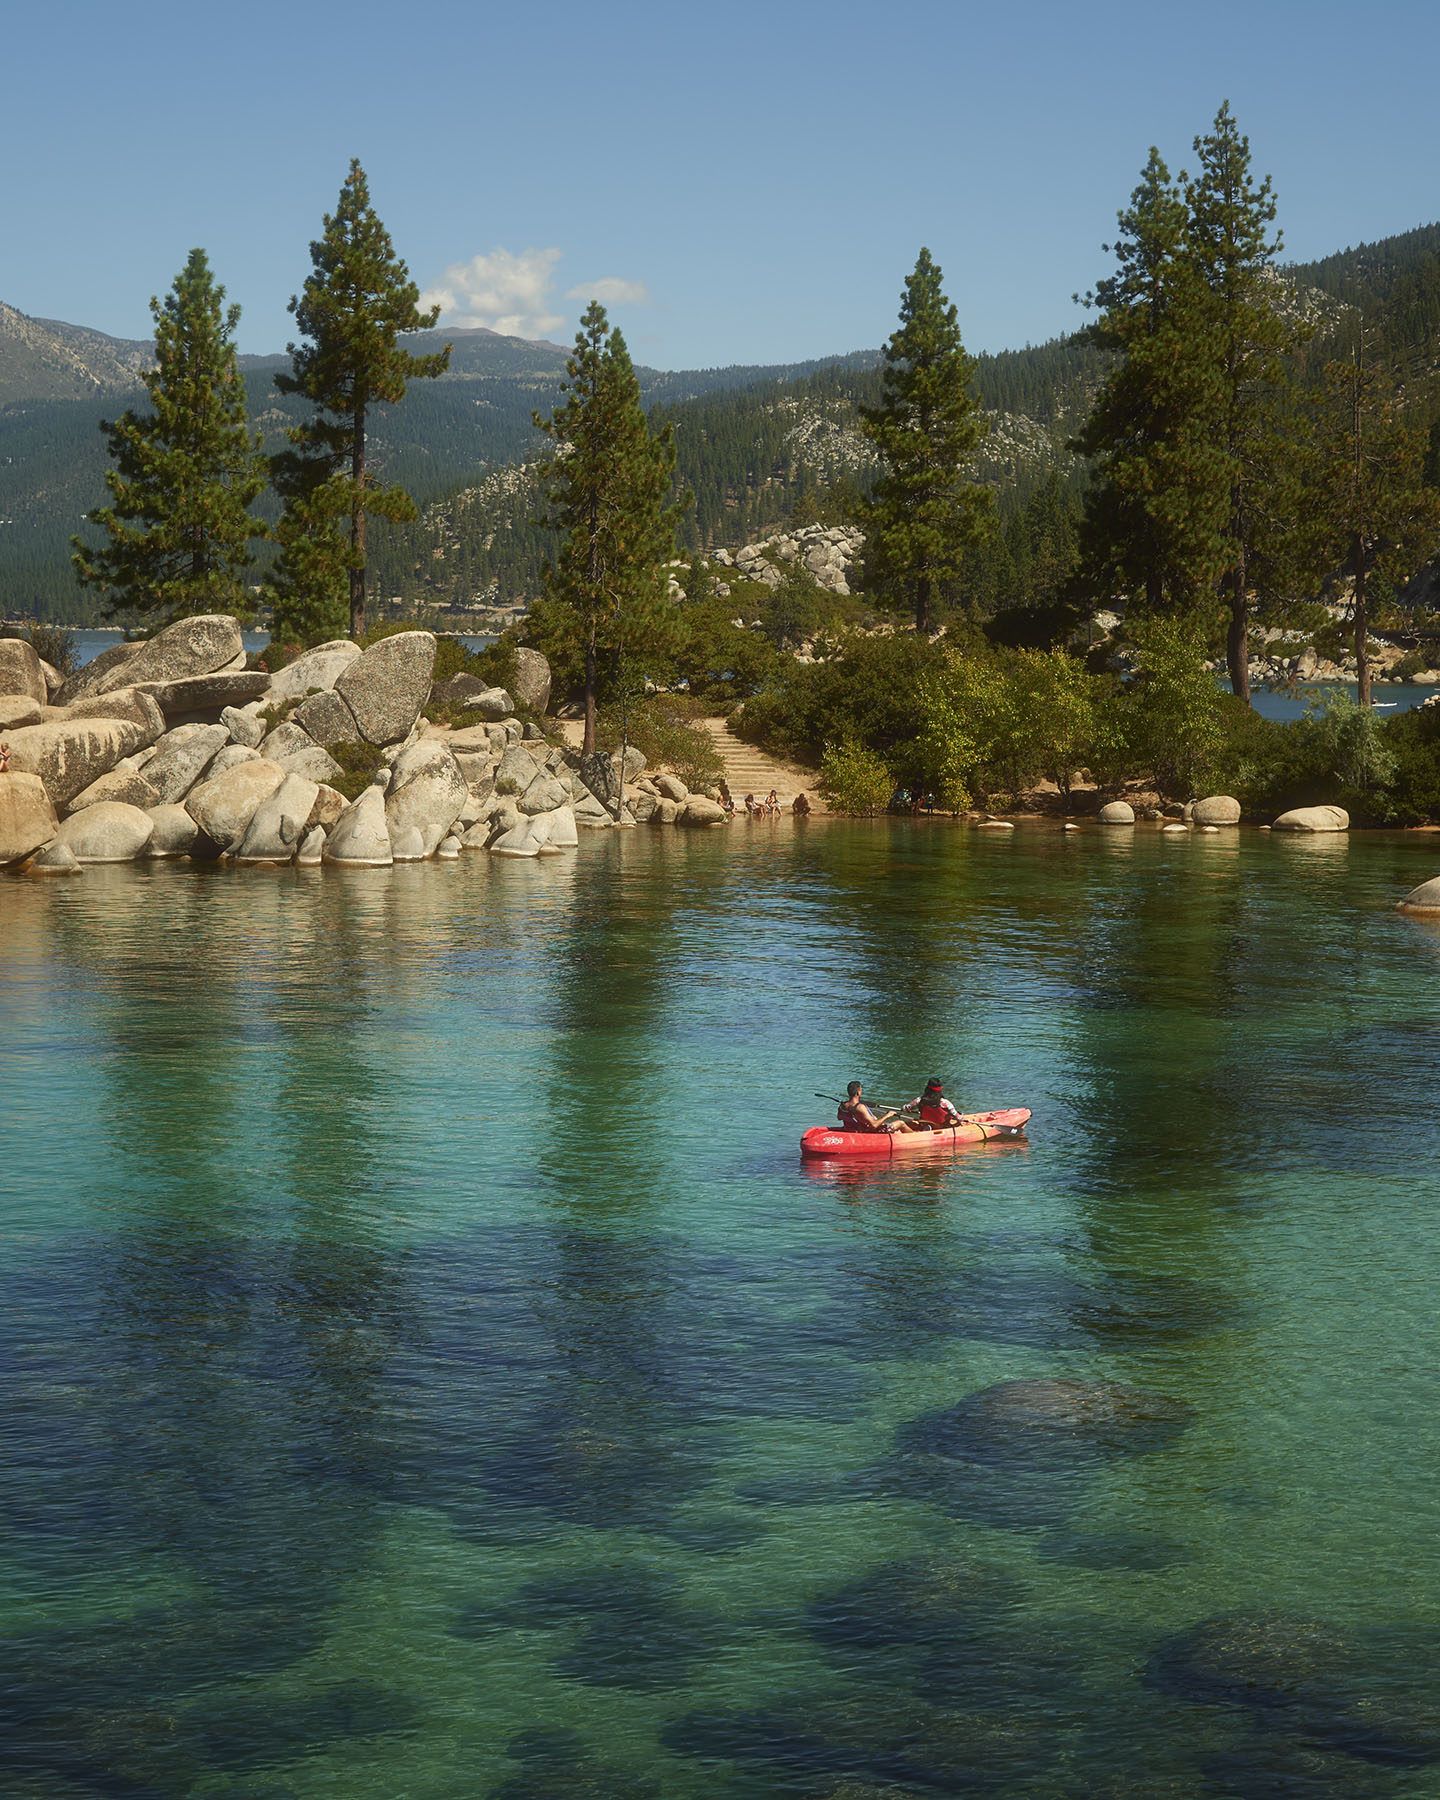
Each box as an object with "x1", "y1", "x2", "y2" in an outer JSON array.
[{"x1": 4, "y1": 820, "x2": 1440, "y2": 1799}]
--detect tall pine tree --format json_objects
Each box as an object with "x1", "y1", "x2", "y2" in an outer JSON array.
[
  {"x1": 73, "y1": 248, "x2": 265, "y2": 623},
  {"x1": 1185, "y1": 102, "x2": 1300, "y2": 703},
  {"x1": 533, "y1": 301, "x2": 688, "y2": 755},
  {"x1": 1074, "y1": 149, "x2": 1228, "y2": 615},
  {"x1": 859, "y1": 249, "x2": 992, "y2": 633},
  {"x1": 1308, "y1": 325, "x2": 1440, "y2": 706},
  {"x1": 276, "y1": 159, "x2": 450, "y2": 639}
]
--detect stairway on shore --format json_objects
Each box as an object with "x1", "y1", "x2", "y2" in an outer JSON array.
[{"x1": 554, "y1": 715, "x2": 825, "y2": 810}]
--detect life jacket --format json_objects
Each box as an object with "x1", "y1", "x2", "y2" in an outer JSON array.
[
  {"x1": 838, "y1": 1102, "x2": 870, "y2": 1132},
  {"x1": 919, "y1": 1095, "x2": 952, "y2": 1128}
]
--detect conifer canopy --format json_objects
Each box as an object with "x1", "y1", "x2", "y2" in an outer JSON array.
[{"x1": 73, "y1": 248, "x2": 266, "y2": 623}]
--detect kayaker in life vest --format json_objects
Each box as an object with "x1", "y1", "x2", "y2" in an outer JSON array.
[
  {"x1": 907, "y1": 1077, "x2": 963, "y2": 1130},
  {"x1": 838, "y1": 1081, "x2": 902, "y2": 1134}
]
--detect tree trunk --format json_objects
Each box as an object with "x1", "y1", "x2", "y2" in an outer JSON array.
[
  {"x1": 1354, "y1": 535, "x2": 1370, "y2": 708},
  {"x1": 915, "y1": 572, "x2": 930, "y2": 636},
  {"x1": 582, "y1": 619, "x2": 597, "y2": 756},
  {"x1": 1227, "y1": 548, "x2": 1249, "y2": 707},
  {"x1": 349, "y1": 403, "x2": 367, "y2": 640}
]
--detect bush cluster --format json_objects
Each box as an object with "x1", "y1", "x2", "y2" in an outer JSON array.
[{"x1": 594, "y1": 693, "x2": 724, "y2": 790}]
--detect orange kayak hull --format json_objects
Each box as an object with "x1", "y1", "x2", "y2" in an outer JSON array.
[{"x1": 800, "y1": 1107, "x2": 1031, "y2": 1159}]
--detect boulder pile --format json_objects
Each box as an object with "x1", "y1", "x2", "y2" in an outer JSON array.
[
  {"x1": 708, "y1": 524, "x2": 862, "y2": 598},
  {"x1": 0, "y1": 615, "x2": 732, "y2": 873}
]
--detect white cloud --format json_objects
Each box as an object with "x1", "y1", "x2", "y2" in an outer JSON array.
[
  {"x1": 563, "y1": 276, "x2": 651, "y2": 307},
  {"x1": 420, "y1": 247, "x2": 564, "y2": 338}
]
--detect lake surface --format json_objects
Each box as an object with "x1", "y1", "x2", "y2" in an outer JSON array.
[{"x1": 5, "y1": 821, "x2": 1440, "y2": 1798}]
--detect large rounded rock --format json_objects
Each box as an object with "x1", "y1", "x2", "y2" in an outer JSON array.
[
  {"x1": 1098, "y1": 800, "x2": 1135, "y2": 824},
  {"x1": 263, "y1": 639, "x2": 361, "y2": 704},
  {"x1": 27, "y1": 840, "x2": 81, "y2": 874},
  {"x1": 384, "y1": 739, "x2": 468, "y2": 857},
  {"x1": 185, "y1": 758, "x2": 286, "y2": 849},
  {"x1": 138, "y1": 671, "x2": 270, "y2": 717},
  {"x1": 0, "y1": 771, "x2": 60, "y2": 864},
  {"x1": 257, "y1": 719, "x2": 342, "y2": 783},
  {"x1": 323, "y1": 785, "x2": 393, "y2": 866},
  {"x1": 55, "y1": 638, "x2": 144, "y2": 706},
  {"x1": 429, "y1": 671, "x2": 487, "y2": 710},
  {"x1": 335, "y1": 631, "x2": 436, "y2": 745},
  {"x1": 59, "y1": 687, "x2": 167, "y2": 742},
  {"x1": 899, "y1": 1378, "x2": 1193, "y2": 1468},
  {"x1": 1273, "y1": 805, "x2": 1349, "y2": 832},
  {"x1": 142, "y1": 723, "x2": 230, "y2": 803},
  {"x1": 510, "y1": 647, "x2": 551, "y2": 714},
  {"x1": 95, "y1": 614, "x2": 243, "y2": 694},
  {"x1": 462, "y1": 687, "x2": 513, "y2": 721},
  {"x1": 293, "y1": 688, "x2": 359, "y2": 749},
  {"x1": 53, "y1": 801, "x2": 155, "y2": 862},
  {"x1": 1398, "y1": 875, "x2": 1440, "y2": 915},
  {"x1": 1192, "y1": 795, "x2": 1241, "y2": 826},
  {"x1": 495, "y1": 742, "x2": 543, "y2": 795},
  {"x1": 656, "y1": 773, "x2": 688, "y2": 802},
  {"x1": 205, "y1": 744, "x2": 260, "y2": 783},
  {"x1": 3, "y1": 717, "x2": 151, "y2": 806},
  {"x1": 518, "y1": 772, "x2": 570, "y2": 816},
  {"x1": 146, "y1": 803, "x2": 202, "y2": 858},
  {"x1": 0, "y1": 695, "x2": 42, "y2": 731},
  {"x1": 233, "y1": 773, "x2": 320, "y2": 864},
  {"x1": 680, "y1": 795, "x2": 727, "y2": 826},
  {"x1": 0, "y1": 638, "x2": 48, "y2": 704},
  {"x1": 64, "y1": 765, "x2": 161, "y2": 815},
  {"x1": 546, "y1": 804, "x2": 578, "y2": 848}
]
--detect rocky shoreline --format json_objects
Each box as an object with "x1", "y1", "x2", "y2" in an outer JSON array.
[{"x1": 0, "y1": 615, "x2": 732, "y2": 875}]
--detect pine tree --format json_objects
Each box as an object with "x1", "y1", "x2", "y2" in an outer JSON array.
[
  {"x1": 73, "y1": 248, "x2": 265, "y2": 623},
  {"x1": 534, "y1": 301, "x2": 688, "y2": 755},
  {"x1": 1308, "y1": 325, "x2": 1440, "y2": 706},
  {"x1": 1074, "y1": 149, "x2": 1228, "y2": 615},
  {"x1": 1185, "y1": 102, "x2": 1301, "y2": 703},
  {"x1": 263, "y1": 458, "x2": 352, "y2": 650},
  {"x1": 276, "y1": 159, "x2": 450, "y2": 639},
  {"x1": 859, "y1": 249, "x2": 993, "y2": 633}
]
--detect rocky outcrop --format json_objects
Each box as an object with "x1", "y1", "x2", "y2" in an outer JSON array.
[
  {"x1": 383, "y1": 740, "x2": 467, "y2": 857},
  {"x1": 0, "y1": 639, "x2": 47, "y2": 704},
  {"x1": 510, "y1": 647, "x2": 551, "y2": 714},
  {"x1": 221, "y1": 704, "x2": 264, "y2": 747},
  {"x1": 142, "y1": 723, "x2": 230, "y2": 804},
  {"x1": 293, "y1": 688, "x2": 359, "y2": 748},
  {"x1": 55, "y1": 639, "x2": 144, "y2": 706},
  {"x1": 97, "y1": 614, "x2": 243, "y2": 694},
  {"x1": 0, "y1": 772, "x2": 59, "y2": 865},
  {"x1": 4, "y1": 716, "x2": 152, "y2": 807},
  {"x1": 58, "y1": 687, "x2": 167, "y2": 740},
  {"x1": 462, "y1": 687, "x2": 513, "y2": 721},
  {"x1": 146, "y1": 803, "x2": 202, "y2": 858},
  {"x1": 1398, "y1": 875, "x2": 1440, "y2": 914},
  {"x1": 233, "y1": 773, "x2": 320, "y2": 864},
  {"x1": 1192, "y1": 795, "x2": 1241, "y2": 826},
  {"x1": 335, "y1": 631, "x2": 436, "y2": 745},
  {"x1": 0, "y1": 695, "x2": 43, "y2": 731},
  {"x1": 714, "y1": 523, "x2": 863, "y2": 598},
  {"x1": 64, "y1": 765, "x2": 161, "y2": 815},
  {"x1": 1273, "y1": 805, "x2": 1349, "y2": 832},
  {"x1": 53, "y1": 801, "x2": 156, "y2": 862},
  {"x1": 185, "y1": 759, "x2": 287, "y2": 850},
  {"x1": 137, "y1": 671, "x2": 270, "y2": 717},
  {"x1": 263, "y1": 639, "x2": 361, "y2": 704},
  {"x1": 323, "y1": 785, "x2": 393, "y2": 866}
]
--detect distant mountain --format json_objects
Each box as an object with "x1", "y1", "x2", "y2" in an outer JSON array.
[{"x1": 0, "y1": 303, "x2": 155, "y2": 404}]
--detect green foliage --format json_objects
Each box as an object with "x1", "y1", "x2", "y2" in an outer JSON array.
[
  {"x1": 1115, "y1": 615, "x2": 1228, "y2": 796},
  {"x1": 0, "y1": 622, "x2": 78, "y2": 677},
  {"x1": 595, "y1": 693, "x2": 723, "y2": 790},
  {"x1": 818, "y1": 741, "x2": 894, "y2": 814},
  {"x1": 276, "y1": 159, "x2": 451, "y2": 638},
  {"x1": 326, "y1": 740, "x2": 386, "y2": 801},
  {"x1": 264, "y1": 466, "x2": 351, "y2": 648},
  {"x1": 859, "y1": 249, "x2": 994, "y2": 631},
  {"x1": 670, "y1": 596, "x2": 782, "y2": 702},
  {"x1": 534, "y1": 302, "x2": 689, "y2": 750},
  {"x1": 72, "y1": 248, "x2": 266, "y2": 623}
]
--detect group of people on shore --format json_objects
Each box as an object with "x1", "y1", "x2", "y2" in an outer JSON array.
[
  {"x1": 717, "y1": 782, "x2": 812, "y2": 819},
  {"x1": 837, "y1": 1078, "x2": 963, "y2": 1134}
]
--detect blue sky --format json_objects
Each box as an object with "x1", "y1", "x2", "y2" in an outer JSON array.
[{"x1": 7, "y1": 0, "x2": 1439, "y2": 369}]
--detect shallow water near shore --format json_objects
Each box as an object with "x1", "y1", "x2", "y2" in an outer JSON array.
[{"x1": 4, "y1": 819, "x2": 1440, "y2": 1798}]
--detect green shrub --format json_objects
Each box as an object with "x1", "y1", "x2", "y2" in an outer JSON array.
[
  {"x1": 1390, "y1": 648, "x2": 1430, "y2": 683},
  {"x1": 596, "y1": 693, "x2": 723, "y2": 789},
  {"x1": 818, "y1": 741, "x2": 894, "y2": 814},
  {"x1": 327, "y1": 740, "x2": 386, "y2": 801},
  {"x1": 12, "y1": 624, "x2": 78, "y2": 677}
]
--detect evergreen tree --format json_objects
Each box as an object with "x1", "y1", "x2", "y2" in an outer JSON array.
[
  {"x1": 859, "y1": 249, "x2": 993, "y2": 632},
  {"x1": 533, "y1": 301, "x2": 688, "y2": 754},
  {"x1": 1074, "y1": 149, "x2": 1228, "y2": 615},
  {"x1": 1185, "y1": 102, "x2": 1301, "y2": 703},
  {"x1": 263, "y1": 460, "x2": 352, "y2": 649},
  {"x1": 277, "y1": 159, "x2": 450, "y2": 639},
  {"x1": 73, "y1": 248, "x2": 265, "y2": 623},
  {"x1": 1308, "y1": 325, "x2": 1440, "y2": 705}
]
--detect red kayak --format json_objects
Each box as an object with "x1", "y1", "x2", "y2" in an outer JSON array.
[{"x1": 800, "y1": 1108, "x2": 1031, "y2": 1159}]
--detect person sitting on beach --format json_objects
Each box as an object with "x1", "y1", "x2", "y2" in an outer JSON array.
[
  {"x1": 792, "y1": 791, "x2": 811, "y2": 816},
  {"x1": 718, "y1": 780, "x2": 735, "y2": 817},
  {"x1": 744, "y1": 793, "x2": 764, "y2": 817},
  {"x1": 837, "y1": 1081, "x2": 902, "y2": 1134},
  {"x1": 766, "y1": 788, "x2": 781, "y2": 815},
  {"x1": 905, "y1": 1077, "x2": 963, "y2": 1130}
]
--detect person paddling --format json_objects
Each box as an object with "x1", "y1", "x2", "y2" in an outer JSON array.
[
  {"x1": 837, "y1": 1081, "x2": 903, "y2": 1134},
  {"x1": 905, "y1": 1077, "x2": 963, "y2": 1130}
]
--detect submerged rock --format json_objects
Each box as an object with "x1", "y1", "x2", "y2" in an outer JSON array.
[
  {"x1": 1398, "y1": 875, "x2": 1440, "y2": 915},
  {"x1": 1273, "y1": 805, "x2": 1349, "y2": 832},
  {"x1": 898, "y1": 1378, "x2": 1194, "y2": 1467}
]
